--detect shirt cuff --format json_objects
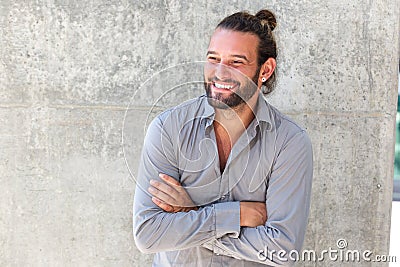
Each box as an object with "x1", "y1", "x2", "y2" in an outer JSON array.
[{"x1": 213, "y1": 201, "x2": 240, "y2": 238}]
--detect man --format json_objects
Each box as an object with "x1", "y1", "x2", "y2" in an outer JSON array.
[{"x1": 133, "y1": 10, "x2": 313, "y2": 266}]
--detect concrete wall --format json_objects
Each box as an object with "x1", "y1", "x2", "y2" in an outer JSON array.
[{"x1": 0, "y1": 0, "x2": 399, "y2": 266}]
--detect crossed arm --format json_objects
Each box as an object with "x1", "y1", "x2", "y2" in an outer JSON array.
[{"x1": 149, "y1": 173, "x2": 267, "y2": 228}]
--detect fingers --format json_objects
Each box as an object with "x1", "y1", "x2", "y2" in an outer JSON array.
[
  {"x1": 148, "y1": 173, "x2": 196, "y2": 212},
  {"x1": 152, "y1": 197, "x2": 175, "y2": 212},
  {"x1": 159, "y1": 173, "x2": 181, "y2": 187},
  {"x1": 159, "y1": 173, "x2": 186, "y2": 194},
  {"x1": 148, "y1": 184, "x2": 176, "y2": 205},
  {"x1": 149, "y1": 179, "x2": 178, "y2": 199}
]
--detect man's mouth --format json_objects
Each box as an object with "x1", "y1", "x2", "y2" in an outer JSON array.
[
  {"x1": 214, "y1": 82, "x2": 234, "y2": 89},
  {"x1": 211, "y1": 80, "x2": 239, "y2": 92}
]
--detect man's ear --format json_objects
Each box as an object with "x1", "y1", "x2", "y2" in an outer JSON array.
[{"x1": 258, "y1": 58, "x2": 276, "y2": 83}]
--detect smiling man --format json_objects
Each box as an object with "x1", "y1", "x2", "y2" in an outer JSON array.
[{"x1": 133, "y1": 10, "x2": 313, "y2": 266}]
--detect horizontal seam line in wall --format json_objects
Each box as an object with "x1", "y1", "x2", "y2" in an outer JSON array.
[
  {"x1": 0, "y1": 104, "x2": 394, "y2": 117},
  {"x1": 284, "y1": 111, "x2": 393, "y2": 118},
  {"x1": 0, "y1": 104, "x2": 166, "y2": 111}
]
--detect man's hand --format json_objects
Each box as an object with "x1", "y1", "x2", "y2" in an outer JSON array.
[
  {"x1": 148, "y1": 173, "x2": 198, "y2": 213},
  {"x1": 148, "y1": 174, "x2": 267, "y2": 227},
  {"x1": 240, "y1": 202, "x2": 267, "y2": 227}
]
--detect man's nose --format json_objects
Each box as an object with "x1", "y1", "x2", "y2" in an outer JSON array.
[{"x1": 215, "y1": 62, "x2": 232, "y2": 81}]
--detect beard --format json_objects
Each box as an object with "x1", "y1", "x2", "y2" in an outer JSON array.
[{"x1": 204, "y1": 71, "x2": 259, "y2": 109}]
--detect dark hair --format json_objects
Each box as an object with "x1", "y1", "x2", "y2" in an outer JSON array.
[{"x1": 216, "y1": 10, "x2": 277, "y2": 95}]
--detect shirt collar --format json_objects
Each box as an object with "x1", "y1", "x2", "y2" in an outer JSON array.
[
  {"x1": 203, "y1": 95, "x2": 215, "y2": 119},
  {"x1": 253, "y1": 92, "x2": 273, "y2": 131}
]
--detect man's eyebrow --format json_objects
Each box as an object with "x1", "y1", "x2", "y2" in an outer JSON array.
[
  {"x1": 206, "y1": 51, "x2": 249, "y2": 62},
  {"x1": 206, "y1": 50, "x2": 218, "y2": 56}
]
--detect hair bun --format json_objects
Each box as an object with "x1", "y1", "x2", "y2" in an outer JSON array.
[{"x1": 255, "y1": 9, "x2": 277, "y2": 31}]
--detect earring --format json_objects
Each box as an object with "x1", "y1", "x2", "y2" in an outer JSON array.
[{"x1": 261, "y1": 77, "x2": 267, "y2": 83}]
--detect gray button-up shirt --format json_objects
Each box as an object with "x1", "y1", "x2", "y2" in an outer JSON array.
[{"x1": 133, "y1": 92, "x2": 313, "y2": 266}]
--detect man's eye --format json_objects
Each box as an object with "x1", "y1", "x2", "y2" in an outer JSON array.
[
  {"x1": 232, "y1": 60, "x2": 244, "y2": 65},
  {"x1": 207, "y1": 56, "x2": 219, "y2": 63}
]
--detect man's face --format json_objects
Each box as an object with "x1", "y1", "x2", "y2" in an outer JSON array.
[{"x1": 204, "y1": 28, "x2": 261, "y2": 109}]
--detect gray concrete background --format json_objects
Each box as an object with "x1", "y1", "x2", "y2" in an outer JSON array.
[{"x1": 0, "y1": 0, "x2": 399, "y2": 266}]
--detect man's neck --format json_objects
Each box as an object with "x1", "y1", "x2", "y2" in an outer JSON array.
[{"x1": 214, "y1": 91, "x2": 259, "y2": 144}]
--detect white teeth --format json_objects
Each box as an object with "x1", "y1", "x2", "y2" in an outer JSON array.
[{"x1": 214, "y1": 82, "x2": 233, "y2": 89}]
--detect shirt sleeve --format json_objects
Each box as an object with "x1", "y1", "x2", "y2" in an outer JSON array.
[
  {"x1": 202, "y1": 130, "x2": 313, "y2": 266},
  {"x1": 133, "y1": 115, "x2": 240, "y2": 253}
]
